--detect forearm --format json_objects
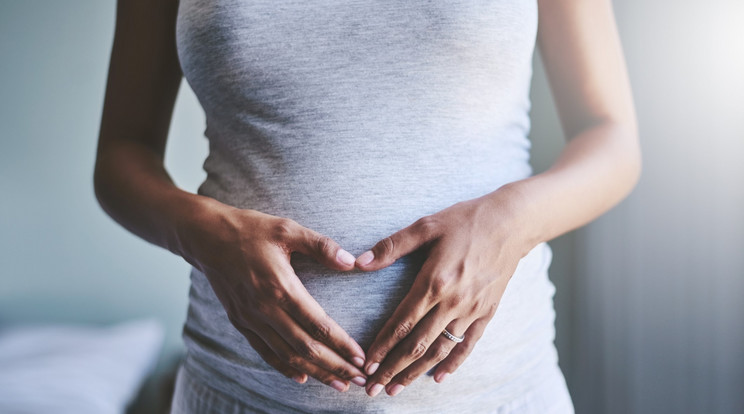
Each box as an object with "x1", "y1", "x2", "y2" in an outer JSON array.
[
  {"x1": 93, "y1": 138, "x2": 223, "y2": 261},
  {"x1": 484, "y1": 121, "x2": 641, "y2": 252}
]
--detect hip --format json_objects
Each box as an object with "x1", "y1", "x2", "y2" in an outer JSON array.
[
  {"x1": 170, "y1": 345, "x2": 573, "y2": 414},
  {"x1": 179, "y1": 243, "x2": 562, "y2": 411}
]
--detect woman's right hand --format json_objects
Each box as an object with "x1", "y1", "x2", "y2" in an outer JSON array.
[
  {"x1": 179, "y1": 201, "x2": 368, "y2": 392},
  {"x1": 94, "y1": 0, "x2": 365, "y2": 394}
]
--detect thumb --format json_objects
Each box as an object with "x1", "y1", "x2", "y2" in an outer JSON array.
[
  {"x1": 290, "y1": 225, "x2": 356, "y2": 271},
  {"x1": 356, "y1": 216, "x2": 439, "y2": 271}
]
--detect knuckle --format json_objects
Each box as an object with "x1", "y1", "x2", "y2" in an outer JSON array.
[
  {"x1": 286, "y1": 354, "x2": 306, "y2": 368},
  {"x1": 427, "y1": 275, "x2": 450, "y2": 299},
  {"x1": 272, "y1": 218, "x2": 297, "y2": 240},
  {"x1": 392, "y1": 321, "x2": 413, "y2": 341},
  {"x1": 314, "y1": 235, "x2": 335, "y2": 255},
  {"x1": 373, "y1": 345, "x2": 391, "y2": 361},
  {"x1": 415, "y1": 215, "x2": 439, "y2": 238},
  {"x1": 407, "y1": 341, "x2": 428, "y2": 359},
  {"x1": 378, "y1": 236, "x2": 395, "y2": 257},
  {"x1": 400, "y1": 372, "x2": 418, "y2": 386},
  {"x1": 433, "y1": 346, "x2": 451, "y2": 362},
  {"x1": 309, "y1": 319, "x2": 332, "y2": 342},
  {"x1": 468, "y1": 299, "x2": 487, "y2": 314},
  {"x1": 332, "y1": 365, "x2": 354, "y2": 379},
  {"x1": 295, "y1": 340, "x2": 322, "y2": 362},
  {"x1": 378, "y1": 369, "x2": 396, "y2": 383},
  {"x1": 265, "y1": 285, "x2": 287, "y2": 304},
  {"x1": 459, "y1": 340, "x2": 476, "y2": 355},
  {"x1": 487, "y1": 302, "x2": 499, "y2": 317},
  {"x1": 447, "y1": 292, "x2": 467, "y2": 309}
]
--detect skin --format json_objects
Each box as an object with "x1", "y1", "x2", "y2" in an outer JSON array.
[
  {"x1": 95, "y1": 0, "x2": 367, "y2": 392},
  {"x1": 95, "y1": 0, "x2": 639, "y2": 398},
  {"x1": 357, "y1": 0, "x2": 641, "y2": 397}
]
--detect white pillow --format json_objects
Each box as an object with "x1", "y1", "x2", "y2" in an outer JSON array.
[{"x1": 0, "y1": 319, "x2": 164, "y2": 414}]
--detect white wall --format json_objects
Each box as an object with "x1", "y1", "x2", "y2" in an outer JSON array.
[{"x1": 0, "y1": 1, "x2": 208, "y2": 359}]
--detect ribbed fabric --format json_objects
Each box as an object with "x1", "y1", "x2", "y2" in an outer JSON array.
[{"x1": 173, "y1": 0, "x2": 573, "y2": 412}]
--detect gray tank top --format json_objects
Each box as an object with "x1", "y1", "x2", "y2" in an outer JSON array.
[{"x1": 175, "y1": 1, "x2": 561, "y2": 412}]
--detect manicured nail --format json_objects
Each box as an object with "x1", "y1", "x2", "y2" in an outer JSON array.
[
  {"x1": 330, "y1": 380, "x2": 347, "y2": 392},
  {"x1": 357, "y1": 250, "x2": 374, "y2": 266},
  {"x1": 337, "y1": 249, "x2": 356, "y2": 266},
  {"x1": 352, "y1": 356, "x2": 365, "y2": 368},
  {"x1": 293, "y1": 374, "x2": 306, "y2": 384},
  {"x1": 351, "y1": 376, "x2": 367, "y2": 386},
  {"x1": 366, "y1": 362, "x2": 379, "y2": 376},
  {"x1": 368, "y1": 383, "x2": 384, "y2": 397},
  {"x1": 435, "y1": 372, "x2": 449, "y2": 383},
  {"x1": 388, "y1": 384, "x2": 405, "y2": 396}
]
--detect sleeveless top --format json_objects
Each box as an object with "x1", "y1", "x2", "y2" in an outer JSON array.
[{"x1": 175, "y1": 1, "x2": 564, "y2": 412}]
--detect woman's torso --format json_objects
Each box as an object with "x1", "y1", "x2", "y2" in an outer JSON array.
[{"x1": 175, "y1": 1, "x2": 565, "y2": 412}]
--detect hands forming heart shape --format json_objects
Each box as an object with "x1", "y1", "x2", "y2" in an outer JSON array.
[{"x1": 184, "y1": 185, "x2": 534, "y2": 398}]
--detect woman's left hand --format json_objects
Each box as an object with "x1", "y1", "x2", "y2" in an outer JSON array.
[{"x1": 354, "y1": 186, "x2": 536, "y2": 397}]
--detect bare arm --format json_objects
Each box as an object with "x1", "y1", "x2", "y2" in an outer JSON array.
[
  {"x1": 508, "y1": 0, "x2": 641, "y2": 248},
  {"x1": 94, "y1": 0, "x2": 193, "y2": 254},
  {"x1": 355, "y1": 0, "x2": 641, "y2": 397},
  {"x1": 94, "y1": 0, "x2": 369, "y2": 391}
]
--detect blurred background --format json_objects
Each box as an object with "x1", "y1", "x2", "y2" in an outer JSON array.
[{"x1": 1, "y1": 1, "x2": 742, "y2": 413}]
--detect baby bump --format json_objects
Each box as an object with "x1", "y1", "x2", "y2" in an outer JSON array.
[{"x1": 289, "y1": 249, "x2": 429, "y2": 349}]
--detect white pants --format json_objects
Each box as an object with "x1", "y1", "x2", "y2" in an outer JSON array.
[{"x1": 169, "y1": 361, "x2": 574, "y2": 414}]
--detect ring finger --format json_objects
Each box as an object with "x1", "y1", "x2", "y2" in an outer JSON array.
[
  {"x1": 385, "y1": 319, "x2": 470, "y2": 396},
  {"x1": 365, "y1": 308, "x2": 452, "y2": 396}
]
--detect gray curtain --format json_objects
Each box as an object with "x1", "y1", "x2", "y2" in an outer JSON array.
[{"x1": 529, "y1": 1, "x2": 744, "y2": 413}]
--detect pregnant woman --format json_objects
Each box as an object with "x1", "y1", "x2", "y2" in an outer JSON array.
[{"x1": 95, "y1": 0, "x2": 640, "y2": 412}]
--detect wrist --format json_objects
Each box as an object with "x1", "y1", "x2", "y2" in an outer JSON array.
[
  {"x1": 479, "y1": 180, "x2": 545, "y2": 258},
  {"x1": 168, "y1": 192, "x2": 237, "y2": 265}
]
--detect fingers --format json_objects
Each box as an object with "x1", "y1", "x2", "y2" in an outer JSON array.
[
  {"x1": 266, "y1": 222, "x2": 367, "y2": 366},
  {"x1": 232, "y1": 257, "x2": 368, "y2": 391},
  {"x1": 381, "y1": 319, "x2": 470, "y2": 396},
  {"x1": 285, "y1": 284, "x2": 367, "y2": 368},
  {"x1": 355, "y1": 216, "x2": 440, "y2": 271},
  {"x1": 258, "y1": 324, "x2": 355, "y2": 392},
  {"x1": 433, "y1": 316, "x2": 490, "y2": 383},
  {"x1": 264, "y1": 310, "x2": 367, "y2": 389},
  {"x1": 239, "y1": 328, "x2": 307, "y2": 384},
  {"x1": 363, "y1": 256, "x2": 441, "y2": 376},
  {"x1": 365, "y1": 308, "x2": 454, "y2": 397},
  {"x1": 282, "y1": 219, "x2": 356, "y2": 271},
  {"x1": 362, "y1": 279, "x2": 436, "y2": 377},
  {"x1": 254, "y1": 271, "x2": 368, "y2": 386}
]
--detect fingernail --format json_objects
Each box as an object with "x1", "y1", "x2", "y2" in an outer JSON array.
[
  {"x1": 366, "y1": 362, "x2": 379, "y2": 376},
  {"x1": 330, "y1": 380, "x2": 347, "y2": 392},
  {"x1": 352, "y1": 356, "x2": 365, "y2": 368},
  {"x1": 388, "y1": 384, "x2": 405, "y2": 396},
  {"x1": 357, "y1": 250, "x2": 374, "y2": 266},
  {"x1": 337, "y1": 249, "x2": 356, "y2": 266},
  {"x1": 368, "y1": 383, "x2": 384, "y2": 397},
  {"x1": 293, "y1": 374, "x2": 306, "y2": 384},
  {"x1": 351, "y1": 376, "x2": 367, "y2": 386},
  {"x1": 435, "y1": 372, "x2": 449, "y2": 383}
]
